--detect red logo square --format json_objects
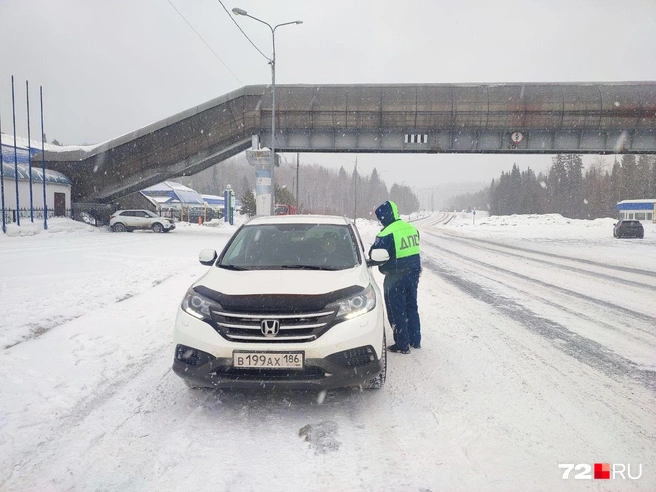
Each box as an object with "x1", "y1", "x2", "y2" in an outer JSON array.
[{"x1": 594, "y1": 463, "x2": 610, "y2": 480}]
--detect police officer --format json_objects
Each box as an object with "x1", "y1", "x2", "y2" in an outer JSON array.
[{"x1": 369, "y1": 201, "x2": 421, "y2": 354}]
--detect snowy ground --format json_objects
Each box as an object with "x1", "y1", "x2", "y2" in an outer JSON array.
[{"x1": 0, "y1": 213, "x2": 654, "y2": 491}]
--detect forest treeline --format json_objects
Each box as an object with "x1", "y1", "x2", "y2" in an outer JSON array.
[
  {"x1": 177, "y1": 154, "x2": 421, "y2": 218},
  {"x1": 448, "y1": 155, "x2": 656, "y2": 219}
]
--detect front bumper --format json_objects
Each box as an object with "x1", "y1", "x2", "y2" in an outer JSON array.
[
  {"x1": 172, "y1": 305, "x2": 384, "y2": 389},
  {"x1": 172, "y1": 354, "x2": 383, "y2": 390}
]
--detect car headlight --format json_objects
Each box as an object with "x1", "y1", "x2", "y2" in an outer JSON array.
[
  {"x1": 328, "y1": 284, "x2": 376, "y2": 321},
  {"x1": 181, "y1": 288, "x2": 221, "y2": 321}
]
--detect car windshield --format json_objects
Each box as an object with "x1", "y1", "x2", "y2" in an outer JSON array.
[
  {"x1": 219, "y1": 223, "x2": 359, "y2": 270},
  {"x1": 145, "y1": 210, "x2": 158, "y2": 218}
]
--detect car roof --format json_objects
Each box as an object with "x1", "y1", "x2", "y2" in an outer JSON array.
[{"x1": 245, "y1": 214, "x2": 352, "y2": 226}]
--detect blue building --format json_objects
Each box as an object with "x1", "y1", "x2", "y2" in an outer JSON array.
[
  {"x1": 1, "y1": 141, "x2": 72, "y2": 217},
  {"x1": 616, "y1": 199, "x2": 656, "y2": 223}
]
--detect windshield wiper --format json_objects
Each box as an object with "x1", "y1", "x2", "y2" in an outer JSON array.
[
  {"x1": 279, "y1": 265, "x2": 341, "y2": 271},
  {"x1": 217, "y1": 264, "x2": 248, "y2": 270}
]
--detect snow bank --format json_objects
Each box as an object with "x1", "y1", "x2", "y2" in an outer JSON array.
[
  {"x1": 1, "y1": 217, "x2": 100, "y2": 237},
  {"x1": 445, "y1": 211, "x2": 656, "y2": 240}
]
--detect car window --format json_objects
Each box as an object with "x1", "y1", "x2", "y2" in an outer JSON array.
[
  {"x1": 219, "y1": 224, "x2": 359, "y2": 270},
  {"x1": 222, "y1": 229, "x2": 248, "y2": 263}
]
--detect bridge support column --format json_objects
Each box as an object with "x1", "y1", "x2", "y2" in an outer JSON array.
[{"x1": 246, "y1": 142, "x2": 278, "y2": 216}]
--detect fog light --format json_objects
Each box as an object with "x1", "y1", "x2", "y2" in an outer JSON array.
[
  {"x1": 327, "y1": 346, "x2": 377, "y2": 368},
  {"x1": 175, "y1": 344, "x2": 213, "y2": 366}
]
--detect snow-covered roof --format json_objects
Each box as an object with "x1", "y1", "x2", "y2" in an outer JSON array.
[
  {"x1": 2, "y1": 141, "x2": 72, "y2": 185},
  {"x1": 202, "y1": 194, "x2": 225, "y2": 206},
  {"x1": 616, "y1": 199, "x2": 656, "y2": 210},
  {"x1": 616, "y1": 199, "x2": 656, "y2": 204},
  {"x1": 142, "y1": 194, "x2": 176, "y2": 204},
  {"x1": 0, "y1": 133, "x2": 65, "y2": 153},
  {"x1": 1, "y1": 161, "x2": 72, "y2": 185},
  {"x1": 140, "y1": 181, "x2": 205, "y2": 205}
]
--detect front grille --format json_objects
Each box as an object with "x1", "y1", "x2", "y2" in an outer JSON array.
[
  {"x1": 214, "y1": 366, "x2": 326, "y2": 380},
  {"x1": 211, "y1": 309, "x2": 337, "y2": 343}
]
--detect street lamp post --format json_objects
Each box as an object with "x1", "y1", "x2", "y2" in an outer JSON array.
[{"x1": 232, "y1": 8, "x2": 302, "y2": 215}]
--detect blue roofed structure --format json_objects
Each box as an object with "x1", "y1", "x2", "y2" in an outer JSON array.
[
  {"x1": 140, "y1": 181, "x2": 205, "y2": 206},
  {"x1": 1, "y1": 143, "x2": 72, "y2": 185},
  {"x1": 616, "y1": 199, "x2": 656, "y2": 222},
  {"x1": 202, "y1": 194, "x2": 225, "y2": 207}
]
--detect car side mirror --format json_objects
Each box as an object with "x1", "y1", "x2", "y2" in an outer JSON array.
[
  {"x1": 199, "y1": 249, "x2": 218, "y2": 266},
  {"x1": 367, "y1": 248, "x2": 390, "y2": 267}
]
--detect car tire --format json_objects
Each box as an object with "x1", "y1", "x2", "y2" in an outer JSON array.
[
  {"x1": 152, "y1": 223, "x2": 163, "y2": 233},
  {"x1": 113, "y1": 223, "x2": 126, "y2": 232},
  {"x1": 362, "y1": 334, "x2": 387, "y2": 390}
]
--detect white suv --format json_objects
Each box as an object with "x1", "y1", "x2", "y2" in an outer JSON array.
[
  {"x1": 172, "y1": 215, "x2": 387, "y2": 390},
  {"x1": 110, "y1": 210, "x2": 175, "y2": 233}
]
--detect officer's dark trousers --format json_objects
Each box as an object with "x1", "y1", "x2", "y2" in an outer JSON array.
[{"x1": 383, "y1": 271, "x2": 421, "y2": 350}]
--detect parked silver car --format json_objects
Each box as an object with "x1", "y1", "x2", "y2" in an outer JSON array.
[{"x1": 109, "y1": 210, "x2": 175, "y2": 233}]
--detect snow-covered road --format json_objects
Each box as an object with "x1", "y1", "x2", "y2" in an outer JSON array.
[{"x1": 1, "y1": 215, "x2": 654, "y2": 491}]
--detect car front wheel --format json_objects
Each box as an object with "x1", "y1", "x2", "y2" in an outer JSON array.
[{"x1": 152, "y1": 223, "x2": 163, "y2": 233}]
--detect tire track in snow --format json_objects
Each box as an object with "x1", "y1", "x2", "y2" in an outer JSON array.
[
  {"x1": 425, "y1": 231, "x2": 656, "y2": 290},
  {"x1": 431, "y1": 231, "x2": 656, "y2": 278},
  {"x1": 420, "y1": 256, "x2": 656, "y2": 393},
  {"x1": 422, "y1": 235, "x2": 655, "y2": 325}
]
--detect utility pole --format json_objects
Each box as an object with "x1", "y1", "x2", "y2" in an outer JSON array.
[
  {"x1": 353, "y1": 156, "x2": 358, "y2": 222},
  {"x1": 296, "y1": 152, "x2": 299, "y2": 211}
]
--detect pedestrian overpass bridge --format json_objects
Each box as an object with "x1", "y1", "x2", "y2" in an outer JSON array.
[{"x1": 38, "y1": 82, "x2": 656, "y2": 202}]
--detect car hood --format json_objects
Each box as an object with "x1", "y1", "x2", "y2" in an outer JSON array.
[{"x1": 194, "y1": 265, "x2": 371, "y2": 296}]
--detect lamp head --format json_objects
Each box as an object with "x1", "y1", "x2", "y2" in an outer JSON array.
[{"x1": 232, "y1": 7, "x2": 247, "y2": 15}]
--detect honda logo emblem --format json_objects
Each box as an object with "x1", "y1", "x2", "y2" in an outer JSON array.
[{"x1": 261, "y1": 319, "x2": 280, "y2": 337}]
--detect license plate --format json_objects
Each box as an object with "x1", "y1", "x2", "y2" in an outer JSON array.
[{"x1": 233, "y1": 352, "x2": 304, "y2": 369}]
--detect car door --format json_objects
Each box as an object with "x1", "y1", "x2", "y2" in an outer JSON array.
[
  {"x1": 118, "y1": 211, "x2": 136, "y2": 227},
  {"x1": 134, "y1": 211, "x2": 152, "y2": 229}
]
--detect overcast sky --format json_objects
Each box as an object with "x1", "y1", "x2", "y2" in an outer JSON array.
[{"x1": 1, "y1": 0, "x2": 655, "y2": 199}]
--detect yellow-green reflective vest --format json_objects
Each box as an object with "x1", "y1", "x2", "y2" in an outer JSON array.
[{"x1": 377, "y1": 220, "x2": 420, "y2": 259}]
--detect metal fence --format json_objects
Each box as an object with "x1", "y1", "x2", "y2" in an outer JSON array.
[
  {"x1": 2, "y1": 207, "x2": 72, "y2": 224},
  {"x1": 2, "y1": 204, "x2": 226, "y2": 230},
  {"x1": 2, "y1": 204, "x2": 112, "y2": 227}
]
